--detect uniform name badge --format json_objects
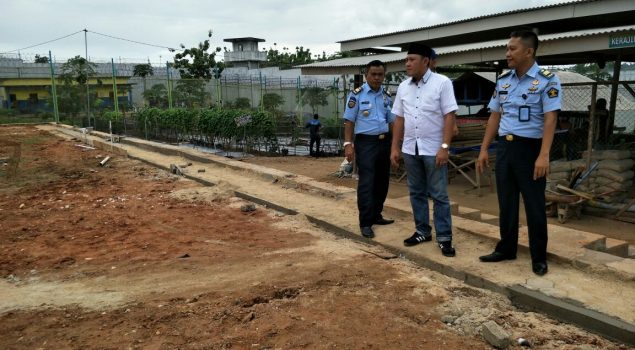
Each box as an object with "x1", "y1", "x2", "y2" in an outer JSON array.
[{"x1": 519, "y1": 106, "x2": 530, "y2": 122}]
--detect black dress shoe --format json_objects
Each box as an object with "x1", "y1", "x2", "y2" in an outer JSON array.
[
  {"x1": 374, "y1": 218, "x2": 395, "y2": 225},
  {"x1": 479, "y1": 251, "x2": 516, "y2": 262},
  {"x1": 361, "y1": 226, "x2": 375, "y2": 238},
  {"x1": 532, "y1": 262, "x2": 548, "y2": 276}
]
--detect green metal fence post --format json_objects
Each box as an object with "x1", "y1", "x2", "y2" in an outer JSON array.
[
  {"x1": 166, "y1": 62, "x2": 173, "y2": 109},
  {"x1": 48, "y1": 51, "x2": 60, "y2": 123},
  {"x1": 111, "y1": 58, "x2": 119, "y2": 114}
]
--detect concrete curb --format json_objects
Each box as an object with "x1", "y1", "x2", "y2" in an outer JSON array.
[{"x1": 509, "y1": 285, "x2": 635, "y2": 346}]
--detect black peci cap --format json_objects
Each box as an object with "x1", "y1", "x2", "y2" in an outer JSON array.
[{"x1": 407, "y1": 43, "x2": 433, "y2": 58}]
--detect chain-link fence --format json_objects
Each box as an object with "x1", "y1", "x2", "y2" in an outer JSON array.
[
  {"x1": 553, "y1": 81, "x2": 635, "y2": 162},
  {"x1": 2, "y1": 54, "x2": 634, "y2": 160}
]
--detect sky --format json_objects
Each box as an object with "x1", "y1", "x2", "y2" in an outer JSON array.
[{"x1": 1, "y1": 0, "x2": 565, "y2": 65}]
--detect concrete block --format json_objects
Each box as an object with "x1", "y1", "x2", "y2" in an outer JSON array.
[
  {"x1": 458, "y1": 206, "x2": 481, "y2": 221},
  {"x1": 481, "y1": 320, "x2": 511, "y2": 349},
  {"x1": 480, "y1": 212, "x2": 500, "y2": 225},
  {"x1": 449, "y1": 201, "x2": 459, "y2": 215},
  {"x1": 605, "y1": 259, "x2": 635, "y2": 281},
  {"x1": 604, "y1": 238, "x2": 629, "y2": 258},
  {"x1": 573, "y1": 249, "x2": 624, "y2": 270},
  {"x1": 629, "y1": 245, "x2": 635, "y2": 259}
]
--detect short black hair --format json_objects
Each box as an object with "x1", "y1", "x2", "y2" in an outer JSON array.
[
  {"x1": 365, "y1": 60, "x2": 386, "y2": 72},
  {"x1": 510, "y1": 30, "x2": 539, "y2": 55},
  {"x1": 313, "y1": 113, "x2": 319, "y2": 118}
]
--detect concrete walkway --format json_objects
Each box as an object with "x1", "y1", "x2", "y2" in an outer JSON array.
[{"x1": 44, "y1": 125, "x2": 635, "y2": 345}]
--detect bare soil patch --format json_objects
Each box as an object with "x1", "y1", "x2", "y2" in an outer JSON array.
[{"x1": 0, "y1": 126, "x2": 626, "y2": 349}]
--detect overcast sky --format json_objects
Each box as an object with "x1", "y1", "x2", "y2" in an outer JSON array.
[{"x1": 1, "y1": 0, "x2": 564, "y2": 64}]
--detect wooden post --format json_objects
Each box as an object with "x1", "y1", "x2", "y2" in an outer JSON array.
[{"x1": 586, "y1": 83, "x2": 597, "y2": 170}]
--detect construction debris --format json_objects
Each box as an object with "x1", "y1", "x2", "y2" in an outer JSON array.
[
  {"x1": 99, "y1": 156, "x2": 111, "y2": 167},
  {"x1": 170, "y1": 164, "x2": 184, "y2": 176},
  {"x1": 240, "y1": 203, "x2": 256, "y2": 212},
  {"x1": 75, "y1": 144, "x2": 95, "y2": 150}
]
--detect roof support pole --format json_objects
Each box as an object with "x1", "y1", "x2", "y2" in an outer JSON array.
[
  {"x1": 607, "y1": 52, "x2": 622, "y2": 142},
  {"x1": 586, "y1": 83, "x2": 597, "y2": 170}
]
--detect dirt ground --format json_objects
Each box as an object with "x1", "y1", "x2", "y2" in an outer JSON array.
[
  {"x1": 0, "y1": 126, "x2": 628, "y2": 349},
  {"x1": 243, "y1": 156, "x2": 635, "y2": 245}
]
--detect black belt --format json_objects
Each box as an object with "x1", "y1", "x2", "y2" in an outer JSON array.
[
  {"x1": 501, "y1": 134, "x2": 541, "y2": 142},
  {"x1": 355, "y1": 133, "x2": 390, "y2": 141}
]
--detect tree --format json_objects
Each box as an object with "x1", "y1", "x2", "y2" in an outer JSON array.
[
  {"x1": 58, "y1": 56, "x2": 97, "y2": 122},
  {"x1": 34, "y1": 54, "x2": 49, "y2": 64},
  {"x1": 133, "y1": 63, "x2": 154, "y2": 106},
  {"x1": 232, "y1": 97, "x2": 251, "y2": 109},
  {"x1": 143, "y1": 84, "x2": 168, "y2": 108},
  {"x1": 262, "y1": 93, "x2": 285, "y2": 111},
  {"x1": 263, "y1": 44, "x2": 314, "y2": 69},
  {"x1": 569, "y1": 63, "x2": 611, "y2": 81},
  {"x1": 173, "y1": 79, "x2": 209, "y2": 108},
  {"x1": 172, "y1": 30, "x2": 222, "y2": 81},
  {"x1": 301, "y1": 86, "x2": 329, "y2": 114}
]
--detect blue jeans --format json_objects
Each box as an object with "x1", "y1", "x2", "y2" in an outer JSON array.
[{"x1": 403, "y1": 154, "x2": 453, "y2": 242}]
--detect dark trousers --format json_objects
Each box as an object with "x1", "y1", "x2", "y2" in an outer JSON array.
[
  {"x1": 355, "y1": 134, "x2": 391, "y2": 227},
  {"x1": 309, "y1": 135, "x2": 321, "y2": 156},
  {"x1": 495, "y1": 136, "x2": 548, "y2": 263}
]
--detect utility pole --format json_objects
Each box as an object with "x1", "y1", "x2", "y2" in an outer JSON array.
[{"x1": 84, "y1": 29, "x2": 91, "y2": 127}]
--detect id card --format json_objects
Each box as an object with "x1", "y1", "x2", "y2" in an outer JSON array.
[{"x1": 519, "y1": 106, "x2": 530, "y2": 122}]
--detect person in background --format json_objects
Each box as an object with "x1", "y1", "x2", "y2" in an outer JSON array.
[{"x1": 305, "y1": 113, "x2": 321, "y2": 157}]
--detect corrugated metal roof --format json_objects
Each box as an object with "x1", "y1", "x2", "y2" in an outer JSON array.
[
  {"x1": 338, "y1": 0, "x2": 593, "y2": 43},
  {"x1": 473, "y1": 71, "x2": 595, "y2": 83},
  {"x1": 300, "y1": 25, "x2": 635, "y2": 69}
]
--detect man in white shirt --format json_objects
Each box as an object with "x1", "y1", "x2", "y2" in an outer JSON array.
[{"x1": 390, "y1": 43, "x2": 458, "y2": 257}]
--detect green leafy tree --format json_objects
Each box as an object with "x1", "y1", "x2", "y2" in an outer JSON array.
[
  {"x1": 232, "y1": 97, "x2": 251, "y2": 109},
  {"x1": 263, "y1": 44, "x2": 314, "y2": 69},
  {"x1": 262, "y1": 93, "x2": 285, "y2": 111},
  {"x1": 143, "y1": 84, "x2": 168, "y2": 108},
  {"x1": 34, "y1": 54, "x2": 49, "y2": 64},
  {"x1": 301, "y1": 86, "x2": 329, "y2": 114},
  {"x1": 58, "y1": 56, "x2": 97, "y2": 123},
  {"x1": 173, "y1": 80, "x2": 209, "y2": 108},
  {"x1": 173, "y1": 30, "x2": 222, "y2": 81},
  {"x1": 318, "y1": 50, "x2": 364, "y2": 61},
  {"x1": 569, "y1": 63, "x2": 611, "y2": 81},
  {"x1": 133, "y1": 63, "x2": 154, "y2": 106}
]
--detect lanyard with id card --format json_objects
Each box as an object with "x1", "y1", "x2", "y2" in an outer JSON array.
[{"x1": 519, "y1": 106, "x2": 530, "y2": 122}]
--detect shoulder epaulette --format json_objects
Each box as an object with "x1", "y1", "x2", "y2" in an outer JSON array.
[
  {"x1": 498, "y1": 70, "x2": 512, "y2": 79},
  {"x1": 352, "y1": 86, "x2": 363, "y2": 95},
  {"x1": 538, "y1": 69, "x2": 555, "y2": 79}
]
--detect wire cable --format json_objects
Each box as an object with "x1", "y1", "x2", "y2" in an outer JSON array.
[
  {"x1": 0, "y1": 30, "x2": 84, "y2": 54},
  {"x1": 87, "y1": 30, "x2": 176, "y2": 52}
]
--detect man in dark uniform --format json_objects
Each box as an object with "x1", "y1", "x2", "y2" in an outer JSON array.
[
  {"x1": 305, "y1": 113, "x2": 321, "y2": 157},
  {"x1": 344, "y1": 60, "x2": 395, "y2": 238},
  {"x1": 476, "y1": 30, "x2": 562, "y2": 276}
]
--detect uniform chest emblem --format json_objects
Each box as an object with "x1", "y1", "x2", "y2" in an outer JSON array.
[
  {"x1": 528, "y1": 86, "x2": 538, "y2": 92},
  {"x1": 502, "y1": 83, "x2": 511, "y2": 89},
  {"x1": 532, "y1": 80, "x2": 540, "y2": 85}
]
